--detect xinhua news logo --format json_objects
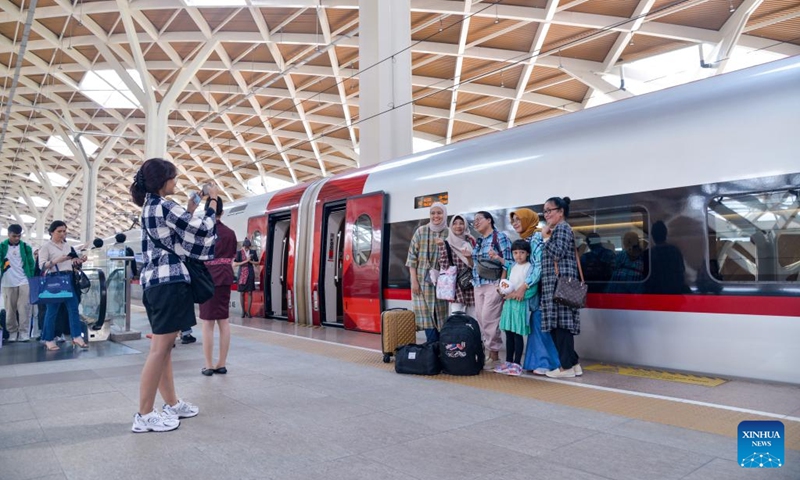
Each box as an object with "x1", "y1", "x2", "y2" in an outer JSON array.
[{"x1": 738, "y1": 420, "x2": 784, "y2": 468}]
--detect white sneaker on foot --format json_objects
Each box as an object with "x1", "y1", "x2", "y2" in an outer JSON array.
[
  {"x1": 574, "y1": 364, "x2": 583, "y2": 376},
  {"x1": 131, "y1": 410, "x2": 180, "y2": 433},
  {"x1": 545, "y1": 367, "x2": 576, "y2": 378},
  {"x1": 162, "y1": 399, "x2": 199, "y2": 419},
  {"x1": 532, "y1": 368, "x2": 549, "y2": 376}
]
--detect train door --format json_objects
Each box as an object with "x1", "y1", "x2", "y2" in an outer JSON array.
[
  {"x1": 341, "y1": 192, "x2": 386, "y2": 332},
  {"x1": 319, "y1": 201, "x2": 347, "y2": 326},
  {"x1": 265, "y1": 212, "x2": 291, "y2": 320},
  {"x1": 246, "y1": 216, "x2": 267, "y2": 317}
]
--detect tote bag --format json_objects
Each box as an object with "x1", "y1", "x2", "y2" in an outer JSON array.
[
  {"x1": 30, "y1": 267, "x2": 75, "y2": 305},
  {"x1": 435, "y1": 266, "x2": 457, "y2": 301},
  {"x1": 553, "y1": 249, "x2": 587, "y2": 309}
]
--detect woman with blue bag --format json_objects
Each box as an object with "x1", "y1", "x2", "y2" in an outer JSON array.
[{"x1": 37, "y1": 221, "x2": 89, "y2": 351}]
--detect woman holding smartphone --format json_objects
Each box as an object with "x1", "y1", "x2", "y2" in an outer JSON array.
[{"x1": 130, "y1": 159, "x2": 218, "y2": 433}]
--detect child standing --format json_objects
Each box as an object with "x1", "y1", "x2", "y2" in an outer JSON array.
[{"x1": 496, "y1": 240, "x2": 534, "y2": 376}]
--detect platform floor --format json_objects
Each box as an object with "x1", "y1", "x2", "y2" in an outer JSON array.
[{"x1": 1, "y1": 307, "x2": 798, "y2": 480}]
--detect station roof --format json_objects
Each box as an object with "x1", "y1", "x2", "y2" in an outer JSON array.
[{"x1": 0, "y1": 0, "x2": 798, "y2": 238}]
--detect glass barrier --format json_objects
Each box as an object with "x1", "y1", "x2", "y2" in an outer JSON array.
[{"x1": 78, "y1": 268, "x2": 107, "y2": 333}]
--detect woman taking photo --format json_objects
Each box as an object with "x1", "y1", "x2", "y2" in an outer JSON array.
[
  {"x1": 130, "y1": 158, "x2": 218, "y2": 433},
  {"x1": 38, "y1": 221, "x2": 89, "y2": 351},
  {"x1": 538, "y1": 197, "x2": 582, "y2": 378},
  {"x1": 199, "y1": 197, "x2": 237, "y2": 377},
  {"x1": 234, "y1": 238, "x2": 258, "y2": 318},
  {"x1": 406, "y1": 202, "x2": 449, "y2": 342}
]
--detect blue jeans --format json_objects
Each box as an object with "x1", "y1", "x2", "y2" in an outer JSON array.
[
  {"x1": 42, "y1": 296, "x2": 83, "y2": 342},
  {"x1": 424, "y1": 328, "x2": 439, "y2": 343}
]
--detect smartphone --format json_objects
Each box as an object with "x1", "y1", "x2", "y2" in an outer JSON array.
[
  {"x1": 190, "y1": 192, "x2": 202, "y2": 205},
  {"x1": 201, "y1": 184, "x2": 210, "y2": 197}
]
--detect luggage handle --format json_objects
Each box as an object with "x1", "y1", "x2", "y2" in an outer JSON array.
[{"x1": 383, "y1": 308, "x2": 409, "y2": 312}]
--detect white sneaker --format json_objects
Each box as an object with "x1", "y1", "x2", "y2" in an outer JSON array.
[
  {"x1": 18, "y1": 333, "x2": 30, "y2": 342},
  {"x1": 131, "y1": 410, "x2": 180, "y2": 433},
  {"x1": 545, "y1": 367, "x2": 576, "y2": 378},
  {"x1": 574, "y1": 364, "x2": 583, "y2": 376},
  {"x1": 162, "y1": 399, "x2": 199, "y2": 419},
  {"x1": 532, "y1": 368, "x2": 549, "y2": 376}
]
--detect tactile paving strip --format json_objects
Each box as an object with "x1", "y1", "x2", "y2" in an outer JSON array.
[{"x1": 232, "y1": 325, "x2": 800, "y2": 451}]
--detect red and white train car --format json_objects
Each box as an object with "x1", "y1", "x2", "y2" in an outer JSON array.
[{"x1": 146, "y1": 57, "x2": 800, "y2": 384}]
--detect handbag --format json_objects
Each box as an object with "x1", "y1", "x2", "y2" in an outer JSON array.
[
  {"x1": 553, "y1": 249, "x2": 588, "y2": 309},
  {"x1": 444, "y1": 241, "x2": 473, "y2": 289},
  {"x1": 475, "y1": 232, "x2": 503, "y2": 281},
  {"x1": 29, "y1": 266, "x2": 75, "y2": 305},
  {"x1": 435, "y1": 266, "x2": 457, "y2": 301},
  {"x1": 144, "y1": 228, "x2": 215, "y2": 304},
  {"x1": 395, "y1": 342, "x2": 441, "y2": 375},
  {"x1": 74, "y1": 268, "x2": 91, "y2": 293}
]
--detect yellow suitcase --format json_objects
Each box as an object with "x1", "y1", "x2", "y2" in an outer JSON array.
[{"x1": 381, "y1": 308, "x2": 416, "y2": 363}]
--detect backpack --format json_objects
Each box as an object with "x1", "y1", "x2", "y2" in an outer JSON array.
[{"x1": 438, "y1": 313, "x2": 484, "y2": 375}]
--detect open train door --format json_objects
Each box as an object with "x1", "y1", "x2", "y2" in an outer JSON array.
[
  {"x1": 341, "y1": 192, "x2": 386, "y2": 332},
  {"x1": 264, "y1": 211, "x2": 293, "y2": 321},
  {"x1": 246, "y1": 216, "x2": 267, "y2": 317}
]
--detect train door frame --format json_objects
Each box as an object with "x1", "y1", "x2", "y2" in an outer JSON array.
[
  {"x1": 341, "y1": 192, "x2": 386, "y2": 333},
  {"x1": 245, "y1": 216, "x2": 267, "y2": 317},
  {"x1": 318, "y1": 200, "x2": 347, "y2": 327},
  {"x1": 264, "y1": 211, "x2": 292, "y2": 320}
]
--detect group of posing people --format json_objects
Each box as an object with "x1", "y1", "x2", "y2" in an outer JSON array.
[{"x1": 406, "y1": 197, "x2": 582, "y2": 378}]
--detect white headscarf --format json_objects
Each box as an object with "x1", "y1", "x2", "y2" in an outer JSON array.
[
  {"x1": 427, "y1": 202, "x2": 448, "y2": 233},
  {"x1": 446, "y1": 214, "x2": 472, "y2": 265}
]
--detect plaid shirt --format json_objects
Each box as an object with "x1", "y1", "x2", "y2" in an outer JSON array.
[
  {"x1": 140, "y1": 193, "x2": 217, "y2": 290},
  {"x1": 472, "y1": 229, "x2": 513, "y2": 286}
]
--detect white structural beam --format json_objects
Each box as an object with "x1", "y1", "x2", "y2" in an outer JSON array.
[
  {"x1": 508, "y1": 0, "x2": 560, "y2": 128},
  {"x1": 445, "y1": 0, "x2": 472, "y2": 145},
  {"x1": 707, "y1": 0, "x2": 765, "y2": 73}
]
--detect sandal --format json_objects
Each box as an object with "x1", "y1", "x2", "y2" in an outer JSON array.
[
  {"x1": 72, "y1": 340, "x2": 89, "y2": 350},
  {"x1": 44, "y1": 342, "x2": 59, "y2": 351}
]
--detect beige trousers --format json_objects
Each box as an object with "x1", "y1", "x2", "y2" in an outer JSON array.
[
  {"x1": 3, "y1": 284, "x2": 31, "y2": 338},
  {"x1": 473, "y1": 284, "x2": 504, "y2": 353}
]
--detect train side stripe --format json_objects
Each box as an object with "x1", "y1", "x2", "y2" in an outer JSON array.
[{"x1": 382, "y1": 289, "x2": 800, "y2": 317}]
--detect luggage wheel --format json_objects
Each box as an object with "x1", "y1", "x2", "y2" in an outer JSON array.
[{"x1": 383, "y1": 353, "x2": 391, "y2": 363}]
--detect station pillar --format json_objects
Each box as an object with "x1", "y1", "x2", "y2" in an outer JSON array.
[{"x1": 358, "y1": 0, "x2": 413, "y2": 167}]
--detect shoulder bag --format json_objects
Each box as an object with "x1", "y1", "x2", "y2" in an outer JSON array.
[
  {"x1": 553, "y1": 249, "x2": 588, "y2": 309},
  {"x1": 444, "y1": 241, "x2": 473, "y2": 289},
  {"x1": 475, "y1": 232, "x2": 503, "y2": 281},
  {"x1": 144, "y1": 228, "x2": 214, "y2": 304}
]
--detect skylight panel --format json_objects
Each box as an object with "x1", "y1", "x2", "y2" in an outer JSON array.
[
  {"x1": 246, "y1": 176, "x2": 293, "y2": 194},
  {"x1": 16, "y1": 196, "x2": 50, "y2": 208},
  {"x1": 184, "y1": 0, "x2": 247, "y2": 6},
  {"x1": 19, "y1": 214, "x2": 36, "y2": 224},
  {"x1": 27, "y1": 171, "x2": 69, "y2": 187},
  {"x1": 79, "y1": 70, "x2": 143, "y2": 109},
  {"x1": 45, "y1": 135, "x2": 99, "y2": 158}
]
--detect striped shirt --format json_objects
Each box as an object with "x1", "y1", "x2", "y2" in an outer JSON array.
[{"x1": 139, "y1": 193, "x2": 217, "y2": 290}]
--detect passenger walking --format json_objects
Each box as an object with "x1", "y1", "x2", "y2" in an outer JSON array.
[
  {"x1": 495, "y1": 240, "x2": 534, "y2": 376},
  {"x1": 0, "y1": 224, "x2": 36, "y2": 342},
  {"x1": 538, "y1": 197, "x2": 582, "y2": 378},
  {"x1": 234, "y1": 238, "x2": 258, "y2": 318},
  {"x1": 130, "y1": 158, "x2": 217, "y2": 433},
  {"x1": 435, "y1": 214, "x2": 476, "y2": 316},
  {"x1": 199, "y1": 197, "x2": 237, "y2": 376},
  {"x1": 507, "y1": 209, "x2": 560, "y2": 375},
  {"x1": 406, "y1": 202, "x2": 449, "y2": 343},
  {"x1": 38, "y1": 221, "x2": 89, "y2": 351},
  {"x1": 471, "y1": 211, "x2": 512, "y2": 368}
]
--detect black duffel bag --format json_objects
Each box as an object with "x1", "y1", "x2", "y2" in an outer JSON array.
[{"x1": 395, "y1": 342, "x2": 441, "y2": 375}]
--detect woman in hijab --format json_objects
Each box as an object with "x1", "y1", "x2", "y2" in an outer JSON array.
[
  {"x1": 406, "y1": 202, "x2": 450, "y2": 342},
  {"x1": 435, "y1": 214, "x2": 476, "y2": 316},
  {"x1": 234, "y1": 238, "x2": 258, "y2": 317},
  {"x1": 509, "y1": 209, "x2": 561, "y2": 375}
]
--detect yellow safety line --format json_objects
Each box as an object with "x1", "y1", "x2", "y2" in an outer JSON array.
[{"x1": 584, "y1": 364, "x2": 728, "y2": 387}]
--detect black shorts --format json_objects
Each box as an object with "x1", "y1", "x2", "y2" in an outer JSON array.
[{"x1": 142, "y1": 282, "x2": 197, "y2": 335}]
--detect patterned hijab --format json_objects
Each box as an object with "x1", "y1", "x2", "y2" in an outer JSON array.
[
  {"x1": 446, "y1": 214, "x2": 472, "y2": 265},
  {"x1": 511, "y1": 208, "x2": 539, "y2": 240}
]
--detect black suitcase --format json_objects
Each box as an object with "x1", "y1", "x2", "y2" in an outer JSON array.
[{"x1": 395, "y1": 342, "x2": 441, "y2": 375}]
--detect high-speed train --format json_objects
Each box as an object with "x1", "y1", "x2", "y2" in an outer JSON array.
[{"x1": 108, "y1": 57, "x2": 799, "y2": 384}]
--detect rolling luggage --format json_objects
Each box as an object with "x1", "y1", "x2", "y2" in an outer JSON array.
[
  {"x1": 439, "y1": 312, "x2": 484, "y2": 375},
  {"x1": 381, "y1": 308, "x2": 416, "y2": 363}
]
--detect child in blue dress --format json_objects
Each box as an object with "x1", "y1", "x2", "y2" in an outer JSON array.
[{"x1": 496, "y1": 240, "x2": 534, "y2": 376}]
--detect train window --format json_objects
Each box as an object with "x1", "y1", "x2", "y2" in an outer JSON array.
[
  {"x1": 252, "y1": 230, "x2": 263, "y2": 258},
  {"x1": 707, "y1": 190, "x2": 800, "y2": 282},
  {"x1": 384, "y1": 220, "x2": 422, "y2": 288},
  {"x1": 570, "y1": 207, "x2": 649, "y2": 293},
  {"x1": 352, "y1": 214, "x2": 373, "y2": 266}
]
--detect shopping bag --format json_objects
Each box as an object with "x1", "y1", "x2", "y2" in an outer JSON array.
[
  {"x1": 435, "y1": 266, "x2": 457, "y2": 301},
  {"x1": 30, "y1": 272, "x2": 75, "y2": 305}
]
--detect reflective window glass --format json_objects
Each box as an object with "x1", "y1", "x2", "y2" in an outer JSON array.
[{"x1": 352, "y1": 214, "x2": 373, "y2": 266}]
